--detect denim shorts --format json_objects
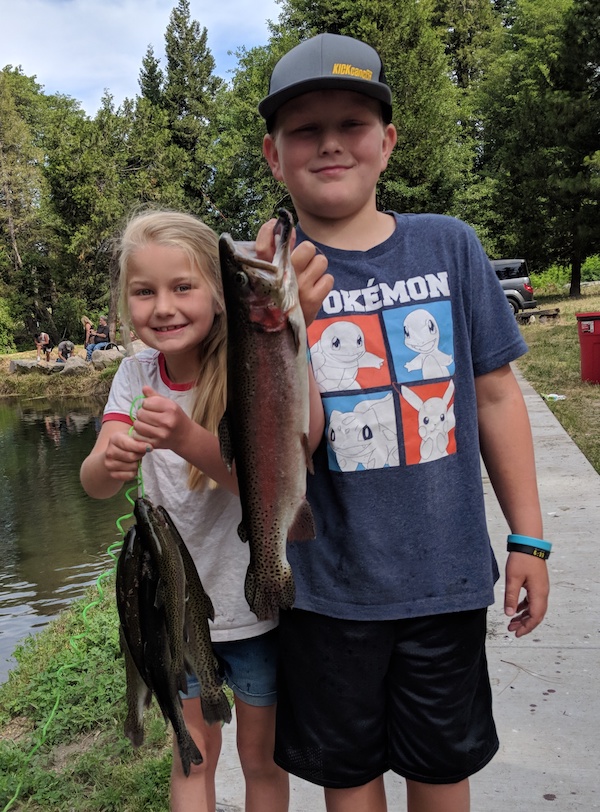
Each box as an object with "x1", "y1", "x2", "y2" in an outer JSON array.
[{"x1": 181, "y1": 628, "x2": 278, "y2": 707}]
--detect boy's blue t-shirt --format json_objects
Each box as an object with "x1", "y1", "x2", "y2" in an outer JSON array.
[{"x1": 290, "y1": 212, "x2": 528, "y2": 621}]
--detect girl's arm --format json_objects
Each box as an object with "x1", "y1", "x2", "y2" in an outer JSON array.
[{"x1": 80, "y1": 420, "x2": 149, "y2": 499}]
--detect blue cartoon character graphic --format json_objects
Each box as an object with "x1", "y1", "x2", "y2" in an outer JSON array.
[
  {"x1": 326, "y1": 393, "x2": 399, "y2": 471},
  {"x1": 311, "y1": 321, "x2": 385, "y2": 392},
  {"x1": 403, "y1": 309, "x2": 454, "y2": 379}
]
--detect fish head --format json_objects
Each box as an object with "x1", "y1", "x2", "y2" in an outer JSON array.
[
  {"x1": 134, "y1": 497, "x2": 157, "y2": 530},
  {"x1": 218, "y1": 209, "x2": 298, "y2": 331}
]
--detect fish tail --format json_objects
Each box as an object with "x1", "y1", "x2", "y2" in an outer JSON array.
[
  {"x1": 175, "y1": 729, "x2": 204, "y2": 777},
  {"x1": 245, "y1": 565, "x2": 295, "y2": 621},
  {"x1": 201, "y1": 691, "x2": 233, "y2": 726}
]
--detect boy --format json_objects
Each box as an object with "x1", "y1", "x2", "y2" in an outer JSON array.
[{"x1": 258, "y1": 33, "x2": 550, "y2": 812}]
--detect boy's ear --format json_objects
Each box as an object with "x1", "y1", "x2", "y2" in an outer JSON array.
[
  {"x1": 381, "y1": 123, "x2": 397, "y2": 171},
  {"x1": 263, "y1": 134, "x2": 283, "y2": 182}
]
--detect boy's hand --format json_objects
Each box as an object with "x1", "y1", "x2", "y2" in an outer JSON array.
[
  {"x1": 504, "y1": 553, "x2": 550, "y2": 637},
  {"x1": 292, "y1": 242, "x2": 333, "y2": 326},
  {"x1": 255, "y1": 218, "x2": 333, "y2": 326}
]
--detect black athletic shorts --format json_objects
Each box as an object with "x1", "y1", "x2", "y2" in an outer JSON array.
[{"x1": 274, "y1": 608, "x2": 499, "y2": 788}]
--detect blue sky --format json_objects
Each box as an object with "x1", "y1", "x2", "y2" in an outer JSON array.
[{"x1": 0, "y1": 0, "x2": 281, "y2": 116}]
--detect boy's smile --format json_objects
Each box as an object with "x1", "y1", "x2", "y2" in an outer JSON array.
[{"x1": 264, "y1": 90, "x2": 396, "y2": 236}]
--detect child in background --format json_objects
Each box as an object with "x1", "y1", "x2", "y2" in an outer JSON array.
[
  {"x1": 257, "y1": 33, "x2": 550, "y2": 812},
  {"x1": 80, "y1": 209, "x2": 322, "y2": 811}
]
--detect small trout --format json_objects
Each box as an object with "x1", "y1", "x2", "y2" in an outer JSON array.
[
  {"x1": 157, "y1": 505, "x2": 232, "y2": 726},
  {"x1": 218, "y1": 209, "x2": 315, "y2": 621}
]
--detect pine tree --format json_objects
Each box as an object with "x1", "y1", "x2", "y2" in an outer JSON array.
[
  {"x1": 163, "y1": 0, "x2": 222, "y2": 211},
  {"x1": 139, "y1": 45, "x2": 164, "y2": 105}
]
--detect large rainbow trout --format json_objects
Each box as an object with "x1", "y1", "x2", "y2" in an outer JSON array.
[{"x1": 218, "y1": 209, "x2": 315, "y2": 621}]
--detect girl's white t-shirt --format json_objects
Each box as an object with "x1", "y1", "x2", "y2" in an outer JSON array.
[{"x1": 104, "y1": 348, "x2": 276, "y2": 642}]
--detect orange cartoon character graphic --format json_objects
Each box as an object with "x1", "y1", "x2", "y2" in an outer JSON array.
[{"x1": 311, "y1": 320, "x2": 385, "y2": 393}]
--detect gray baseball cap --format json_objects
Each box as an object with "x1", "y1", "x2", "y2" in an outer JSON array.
[{"x1": 259, "y1": 33, "x2": 393, "y2": 127}]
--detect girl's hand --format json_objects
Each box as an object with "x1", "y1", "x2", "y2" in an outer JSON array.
[
  {"x1": 132, "y1": 386, "x2": 191, "y2": 454},
  {"x1": 103, "y1": 430, "x2": 148, "y2": 482}
]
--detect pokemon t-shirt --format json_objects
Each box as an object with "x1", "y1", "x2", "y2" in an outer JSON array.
[{"x1": 289, "y1": 212, "x2": 528, "y2": 621}]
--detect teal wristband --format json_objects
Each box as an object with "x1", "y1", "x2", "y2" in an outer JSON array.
[{"x1": 507, "y1": 534, "x2": 551, "y2": 552}]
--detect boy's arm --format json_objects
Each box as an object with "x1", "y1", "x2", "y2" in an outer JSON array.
[{"x1": 475, "y1": 364, "x2": 549, "y2": 638}]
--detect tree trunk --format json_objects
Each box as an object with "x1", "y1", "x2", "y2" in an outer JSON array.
[{"x1": 569, "y1": 231, "x2": 582, "y2": 297}]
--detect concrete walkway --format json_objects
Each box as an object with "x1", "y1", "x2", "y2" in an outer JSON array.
[{"x1": 215, "y1": 368, "x2": 600, "y2": 811}]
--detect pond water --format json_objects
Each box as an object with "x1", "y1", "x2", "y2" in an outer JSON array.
[{"x1": 0, "y1": 397, "x2": 131, "y2": 683}]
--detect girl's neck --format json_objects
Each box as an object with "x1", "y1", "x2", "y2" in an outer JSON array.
[{"x1": 160, "y1": 350, "x2": 200, "y2": 385}]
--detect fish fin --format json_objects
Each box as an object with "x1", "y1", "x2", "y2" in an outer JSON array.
[
  {"x1": 177, "y1": 668, "x2": 188, "y2": 695},
  {"x1": 237, "y1": 521, "x2": 249, "y2": 544},
  {"x1": 289, "y1": 317, "x2": 302, "y2": 353},
  {"x1": 218, "y1": 413, "x2": 234, "y2": 471},
  {"x1": 245, "y1": 564, "x2": 295, "y2": 620},
  {"x1": 201, "y1": 691, "x2": 233, "y2": 726},
  {"x1": 302, "y1": 433, "x2": 314, "y2": 475},
  {"x1": 205, "y1": 593, "x2": 215, "y2": 623},
  {"x1": 153, "y1": 579, "x2": 165, "y2": 611},
  {"x1": 120, "y1": 627, "x2": 152, "y2": 748},
  {"x1": 287, "y1": 498, "x2": 316, "y2": 541},
  {"x1": 174, "y1": 726, "x2": 204, "y2": 777}
]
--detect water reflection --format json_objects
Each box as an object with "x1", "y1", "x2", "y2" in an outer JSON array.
[{"x1": 0, "y1": 397, "x2": 130, "y2": 682}]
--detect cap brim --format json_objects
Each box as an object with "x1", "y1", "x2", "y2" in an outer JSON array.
[{"x1": 259, "y1": 77, "x2": 393, "y2": 122}]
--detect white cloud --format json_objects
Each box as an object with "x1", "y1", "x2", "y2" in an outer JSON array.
[{"x1": 0, "y1": 0, "x2": 280, "y2": 115}]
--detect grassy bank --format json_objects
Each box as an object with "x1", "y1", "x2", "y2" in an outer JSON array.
[
  {"x1": 0, "y1": 347, "x2": 115, "y2": 401},
  {"x1": 1, "y1": 286, "x2": 599, "y2": 809},
  {"x1": 0, "y1": 582, "x2": 173, "y2": 811},
  {"x1": 515, "y1": 284, "x2": 600, "y2": 474}
]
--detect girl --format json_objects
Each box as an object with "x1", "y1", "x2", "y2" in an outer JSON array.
[{"x1": 80, "y1": 209, "x2": 324, "y2": 812}]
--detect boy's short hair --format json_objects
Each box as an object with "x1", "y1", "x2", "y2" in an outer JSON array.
[{"x1": 259, "y1": 33, "x2": 393, "y2": 131}]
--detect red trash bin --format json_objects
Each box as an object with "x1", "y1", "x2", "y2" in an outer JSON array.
[{"x1": 576, "y1": 312, "x2": 600, "y2": 383}]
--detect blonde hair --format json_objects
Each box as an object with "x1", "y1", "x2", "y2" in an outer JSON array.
[{"x1": 118, "y1": 209, "x2": 227, "y2": 492}]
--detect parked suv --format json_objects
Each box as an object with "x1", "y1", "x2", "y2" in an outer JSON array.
[{"x1": 490, "y1": 258, "x2": 537, "y2": 314}]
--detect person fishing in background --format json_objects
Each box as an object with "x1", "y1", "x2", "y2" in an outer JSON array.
[
  {"x1": 57, "y1": 339, "x2": 75, "y2": 362},
  {"x1": 256, "y1": 33, "x2": 550, "y2": 812},
  {"x1": 80, "y1": 208, "x2": 324, "y2": 812}
]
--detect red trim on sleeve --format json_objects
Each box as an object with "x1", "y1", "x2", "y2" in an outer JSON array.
[{"x1": 103, "y1": 412, "x2": 134, "y2": 426}]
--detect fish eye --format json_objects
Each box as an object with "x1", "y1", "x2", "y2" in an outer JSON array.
[{"x1": 235, "y1": 271, "x2": 249, "y2": 287}]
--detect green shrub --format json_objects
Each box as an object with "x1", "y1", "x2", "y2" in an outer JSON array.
[
  {"x1": 530, "y1": 264, "x2": 570, "y2": 293},
  {"x1": 0, "y1": 298, "x2": 17, "y2": 353},
  {"x1": 582, "y1": 254, "x2": 600, "y2": 282}
]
